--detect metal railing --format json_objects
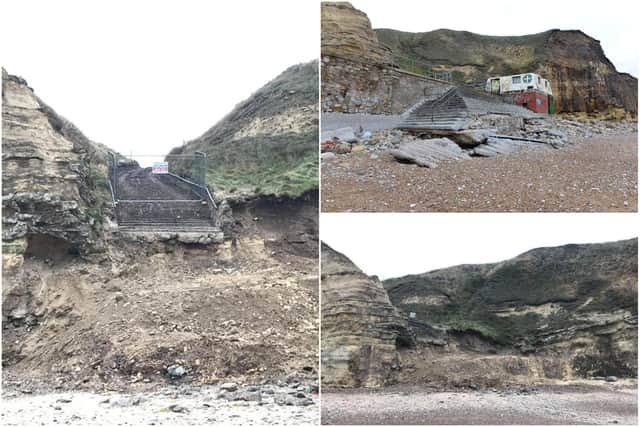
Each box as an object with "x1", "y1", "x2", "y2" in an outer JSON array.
[
  {"x1": 106, "y1": 151, "x2": 118, "y2": 203},
  {"x1": 390, "y1": 53, "x2": 452, "y2": 82},
  {"x1": 107, "y1": 151, "x2": 215, "y2": 206},
  {"x1": 106, "y1": 150, "x2": 217, "y2": 223}
]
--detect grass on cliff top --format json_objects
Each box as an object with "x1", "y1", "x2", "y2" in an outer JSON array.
[
  {"x1": 201, "y1": 132, "x2": 318, "y2": 199},
  {"x1": 375, "y1": 28, "x2": 550, "y2": 81}
]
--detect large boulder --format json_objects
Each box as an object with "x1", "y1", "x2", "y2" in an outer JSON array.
[{"x1": 450, "y1": 129, "x2": 491, "y2": 147}]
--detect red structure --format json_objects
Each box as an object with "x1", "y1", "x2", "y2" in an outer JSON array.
[{"x1": 511, "y1": 91, "x2": 549, "y2": 114}]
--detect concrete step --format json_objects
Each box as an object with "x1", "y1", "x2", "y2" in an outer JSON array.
[
  {"x1": 116, "y1": 200, "x2": 214, "y2": 227},
  {"x1": 118, "y1": 224, "x2": 220, "y2": 232}
]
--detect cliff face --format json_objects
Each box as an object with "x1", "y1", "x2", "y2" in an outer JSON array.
[
  {"x1": 320, "y1": 2, "x2": 452, "y2": 114},
  {"x1": 384, "y1": 239, "x2": 638, "y2": 381},
  {"x1": 2, "y1": 69, "x2": 112, "y2": 265},
  {"x1": 321, "y1": 243, "x2": 413, "y2": 388},
  {"x1": 376, "y1": 28, "x2": 638, "y2": 114},
  {"x1": 321, "y1": 1, "x2": 392, "y2": 65},
  {"x1": 170, "y1": 61, "x2": 319, "y2": 200}
]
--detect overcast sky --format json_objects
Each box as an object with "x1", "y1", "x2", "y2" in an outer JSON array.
[
  {"x1": 322, "y1": 214, "x2": 638, "y2": 280},
  {"x1": 1, "y1": 0, "x2": 318, "y2": 164},
  {"x1": 351, "y1": 0, "x2": 638, "y2": 77}
]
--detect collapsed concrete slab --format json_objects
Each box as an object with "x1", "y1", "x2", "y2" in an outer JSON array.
[{"x1": 388, "y1": 138, "x2": 470, "y2": 168}]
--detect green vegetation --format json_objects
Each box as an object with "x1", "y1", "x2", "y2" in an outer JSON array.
[
  {"x1": 168, "y1": 61, "x2": 319, "y2": 200},
  {"x1": 204, "y1": 133, "x2": 318, "y2": 198},
  {"x1": 376, "y1": 28, "x2": 551, "y2": 83},
  {"x1": 385, "y1": 240, "x2": 638, "y2": 347}
]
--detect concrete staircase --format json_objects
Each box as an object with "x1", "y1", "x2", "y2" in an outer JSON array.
[
  {"x1": 397, "y1": 88, "x2": 471, "y2": 131},
  {"x1": 113, "y1": 166, "x2": 220, "y2": 236},
  {"x1": 397, "y1": 86, "x2": 539, "y2": 131},
  {"x1": 116, "y1": 200, "x2": 216, "y2": 231}
]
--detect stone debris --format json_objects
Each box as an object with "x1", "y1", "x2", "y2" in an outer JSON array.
[
  {"x1": 389, "y1": 138, "x2": 470, "y2": 168},
  {"x1": 167, "y1": 365, "x2": 186, "y2": 378},
  {"x1": 471, "y1": 137, "x2": 533, "y2": 157},
  {"x1": 321, "y1": 126, "x2": 358, "y2": 143},
  {"x1": 220, "y1": 382, "x2": 238, "y2": 392},
  {"x1": 2, "y1": 383, "x2": 319, "y2": 425},
  {"x1": 448, "y1": 129, "x2": 491, "y2": 147},
  {"x1": 168, "y1": 404, "x2": 188, "y2": 413},
  {"x1": 321, "y1": 139, "x2": 352, "y2": 154},
  {"x1": 321, "y1": 112, "x2": 637, "y2": 172}
]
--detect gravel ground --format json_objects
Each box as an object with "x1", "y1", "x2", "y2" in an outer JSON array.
[
  {"x1": 321, "y1": 386, "x2": 637, "y2": 425},
  {"x1": 322, "y1": 134, "x2": 637, "y2": 212},
  {"x1": 1, "y1": 384, "x2": 318, "y2": 426}
]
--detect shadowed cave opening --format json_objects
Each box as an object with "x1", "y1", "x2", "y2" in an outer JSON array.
[{"x1": 25, "y1": 234, "x2": 79, "y2": 261}]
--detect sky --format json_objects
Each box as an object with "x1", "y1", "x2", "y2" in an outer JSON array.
[
  {"x1": 1, "y1": 0, "x2": 318, "y2": 164},
  {"x1": 351, "y1": 0, "x2": 638, "y2": 77},
  {"x1": 321, "y1": 213, "x2": 638, "y2": 280}
]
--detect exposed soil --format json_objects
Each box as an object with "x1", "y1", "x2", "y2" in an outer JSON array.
[
  {"x1": 230, "y1": 190, "x2": 319, "y2": 260},
  {"x1": 321, "y1": 383, "x2": 638, "y2": 425},
  {"x1": 2, "y1": 198, "x2": 319, "y2": 395},
  {"x1": 321, "y1": 134, "x2": 637, "y2": 212}
]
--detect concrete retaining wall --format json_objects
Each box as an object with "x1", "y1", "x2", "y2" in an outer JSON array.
[{"x1": 321, "y1": 55, "x2": 453, "y2": 115}]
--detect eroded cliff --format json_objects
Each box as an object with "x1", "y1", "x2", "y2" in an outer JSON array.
[
  {"x1": 376, "y1": 28, "x2": 638, "y2": 114},
  {"x1": 2, "y1": 69, "x2": 113, "y2": 264},
  {"x1": 384, "y1": 239, "x2": 638, "y2": 386},
  {"x1": 320, "y1": 2, "x2": 452, "y2": 114},
  {"x1": 321, "y1": 2, "x2": 637, "y2": 115},
  {"x1": 321, "y1": 243, "x2": 413, "y2": 388},
  {"x1": 321, "y1": 1, "x2": 392, "y2": 65}
]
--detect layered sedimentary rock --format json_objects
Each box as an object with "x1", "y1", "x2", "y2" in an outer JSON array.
[
  {"x1": 170, "y1": 61, "x2": 318, "y2": 200},
  {"x1": 321, "y1": 1, "x2": 392, "y2": 65},
  {"x1": 384, "y1": 239, "x2": 638, "y2": 381},
  {"x1": 376, "y1": 28, "x2": 638, "y2": 114},
  {"x1": 2, "y1": 69, "x2": 112, "y2": 262},
  {"x1": 321, "y1": 2, "x2": 452, "y2": 114},
  {"x1": 321, "y1": 243, "x2": 413, "y2": 388}
]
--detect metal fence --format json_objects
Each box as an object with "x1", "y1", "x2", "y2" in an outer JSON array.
[
  {"x1": 391, "y1": 54, "x2": 452, "y2": 82},
  {"x1": 106, "y1": 151, "x2": 211, "y2": 203}
]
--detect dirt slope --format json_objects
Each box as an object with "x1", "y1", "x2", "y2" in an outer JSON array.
[
  {"x1": 2, "y1": 229, "x2": 318, "y2": 393},
  {"x1": 2, "y1": 68, "x2": 320, "y2": 395}
]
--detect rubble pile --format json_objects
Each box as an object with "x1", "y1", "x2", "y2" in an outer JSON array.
[{"x1": 321, "y1": 116, "x2": 638, "y2": 168}]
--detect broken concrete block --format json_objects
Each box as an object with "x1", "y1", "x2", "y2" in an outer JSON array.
[
  {"x1": 320, "y1": 127, "x2": 358, "y2": 143},
  {"x1": 389, "y1": 137, "x2": 469, "y2": 168},
  {"x1": 450, "y1": 129, "x2": 491, "y2": 147}
]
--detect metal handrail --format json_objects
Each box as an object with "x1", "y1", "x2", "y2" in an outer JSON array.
[
  {"x1": 110, "y1": 151, "x2": 218, "y2": 225},
  {"x1": 391, "y1": 53, "x2": 452, "y2": 82},
  {"x1": 107, "y1": 151, "x2": 118, "y2": 202}
]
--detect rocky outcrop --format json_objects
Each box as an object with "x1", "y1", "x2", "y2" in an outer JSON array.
[
  {"x1": 376, "y1": 28, "x2": 638, "y2": 114},
  {"x1": 321, "y1": 243, "x2": 413, "y2": 388},
  {"x1": 384, "y1": 239, "x2": 638, "y2": 380},
  {"x1": 321, "y1": 2, "x2": 392, "y2": 65},
  {"x1": 320, "y1": 2, "x2": 452, "y2": 114},
  {"x1": 169, "y1": 61, "x2": 318, "y2": 200},
  {"x1": 2, "y1": 69, "x2": 113, "y2": 263}
]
